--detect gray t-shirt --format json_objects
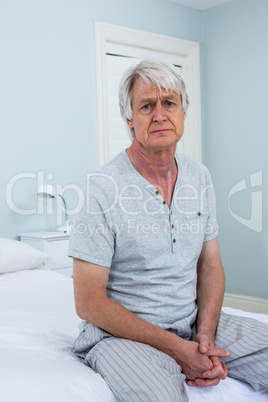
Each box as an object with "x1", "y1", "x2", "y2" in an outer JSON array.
[{"x1": 69, "y1": 151, "x2": 218, "y2": 328}]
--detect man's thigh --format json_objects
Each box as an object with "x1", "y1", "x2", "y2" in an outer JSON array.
[
  {"x1": 215, "y1": 311, "x2": 268, "y2": 392},
  {"x1": 84, "y1": 336, "x2": 188, "y2": 402}
]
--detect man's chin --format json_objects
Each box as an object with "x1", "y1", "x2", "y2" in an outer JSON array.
[{"x1": 148, "y1": 135, "x2": 180, "y2": 147}]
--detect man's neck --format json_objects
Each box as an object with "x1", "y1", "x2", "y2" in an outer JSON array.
[{"x1": 126, "y1": 139, "x2": 178, "y2": 207}]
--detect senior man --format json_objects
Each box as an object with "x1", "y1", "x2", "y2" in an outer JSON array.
[{"x1": 69, "y1": 59, "x2": 268, "y2": 402}]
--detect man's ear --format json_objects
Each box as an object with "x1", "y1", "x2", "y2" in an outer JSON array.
[{"x1": 126, "y1": 119, "x2": 134, "y2": 128}]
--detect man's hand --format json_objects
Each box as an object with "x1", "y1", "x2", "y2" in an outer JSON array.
[
  {"x1": 186, "y1": 332, "x2": 229, "y2": 387},
  {"x1": 171, "y1": 337, "x2": 230, "y2": 385}
]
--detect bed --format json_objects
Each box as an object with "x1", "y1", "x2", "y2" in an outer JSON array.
[{"x1": 0, "y1": 238, "x2": 267, "y2": 402}]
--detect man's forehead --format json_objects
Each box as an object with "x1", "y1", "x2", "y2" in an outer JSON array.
[{"x1": 133, "y1": 77, "x2": 177, "y2": 99}]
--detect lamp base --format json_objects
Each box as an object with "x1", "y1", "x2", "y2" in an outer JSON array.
[{"x1": 56, "y1": 225, "x2": 70, "y2": 233}]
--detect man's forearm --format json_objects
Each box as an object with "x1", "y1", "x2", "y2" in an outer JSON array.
[
  {"x1": 196, "y1": 258, "x2": 225, "y2": 338},
  {"x1": 78, "y1": 294, "x2": 182, "y2": 357}
]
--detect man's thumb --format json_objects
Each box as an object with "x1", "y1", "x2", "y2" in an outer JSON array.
[{"x1": 199, "y1": 339, "x2": 209, "y2": 354}]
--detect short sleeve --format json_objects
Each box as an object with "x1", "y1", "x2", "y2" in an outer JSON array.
[{"x1": 68, "y1": 179, "x2": 115, "y2": 268}]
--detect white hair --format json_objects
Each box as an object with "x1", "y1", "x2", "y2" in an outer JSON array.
[{"x1": 118, "y1": 58, "x2": 190, "y2": 140}]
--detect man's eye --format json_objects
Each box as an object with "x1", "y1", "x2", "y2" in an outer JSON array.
[
  {"x1": 142, "y1": 104, "x2": 151, "y2": 110},
  {"x1": 166, "y1": 101, "x2": 174, "y2": 107}
]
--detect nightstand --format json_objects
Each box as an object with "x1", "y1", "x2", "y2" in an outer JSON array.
[{"x1": 19, "y1": 231, "x2": 73, "y2": 277}]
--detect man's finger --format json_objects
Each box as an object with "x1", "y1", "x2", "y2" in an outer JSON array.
[
  {"x1": 186, "y1": 380, "x2": 198, "y2": 387},
  {"x1": 201, "y1": 356, "x2": 226, "y2": 379},
  {"x1": 199, "y1": 338, "x2": 209, "y2": 353},
  {"x1": 187, "y1": 378, "x2": 220, "y2": 387},
  {"x1": 196, "y1": 378, "x2": 220, "y2": 387},
  {"x1": 201, "y1": 365, "x2": 223, "y2": 379},
  {"x1": 220, "y1": 361, "x2": 228, "y2": 380},
  {"x1": 206, "y1": 346, "x2": 232, "y2": 358}
]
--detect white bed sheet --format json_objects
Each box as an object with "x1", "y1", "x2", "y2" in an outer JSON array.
[{"x1": 0, "y1": 268, "x2": 267, "y2": 402}]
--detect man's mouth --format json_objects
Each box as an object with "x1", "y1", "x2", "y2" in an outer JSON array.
[{"x1": 150, "y1": 129, "x2": 171, "y2": 134}]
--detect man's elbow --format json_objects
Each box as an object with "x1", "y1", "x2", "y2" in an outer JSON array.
[
  {"x1": 75, "y1": 300, "x2": 88, "y2": 320},
  {"x1": 74, "y1": 293, "x2": 106, "y2": 322}
]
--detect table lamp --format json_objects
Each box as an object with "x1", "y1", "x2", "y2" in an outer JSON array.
[{"x1": 37, "y1": 185, "x2": 69, "y2": 232}]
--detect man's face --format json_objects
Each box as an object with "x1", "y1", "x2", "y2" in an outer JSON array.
[{"x1": 127, "y1": 77, "x2": 186, "y2": 152}]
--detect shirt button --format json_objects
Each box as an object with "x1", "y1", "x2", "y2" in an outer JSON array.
[
  {"x1": 197, "y1": 212, "x2": 201, "y2": 216},
  {"x1": 171, "y1": 225, "x2": 174, "y2": 229},
  {"x1": 155, "y1": 191, "x2": 159, "y2": 195},
  {"x1": 173, "y1": 239, "x2": 176, "y2": 243},
  {"x1": 163, "y1": 201, "x2": 166, "y2": 205}
]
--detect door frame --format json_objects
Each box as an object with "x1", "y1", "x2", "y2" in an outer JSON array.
[{"x1": 95, "y1": 21, "x2": 201, "y2": 165}]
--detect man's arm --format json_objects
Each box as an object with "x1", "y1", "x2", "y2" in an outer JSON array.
[
  {"x1": 73, "y1": 256, "x2": 230, "y2": 383},
  {"x1": 196, "y1": 236, "x2": 225, "y2": 340},
  {"x1": 187, "y1": 236, "x2": 227, "y2": 387}
]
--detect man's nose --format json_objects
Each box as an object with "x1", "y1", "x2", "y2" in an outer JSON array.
[{"x1": 153, "y1": 102, "x2": 167, "y2": 122}]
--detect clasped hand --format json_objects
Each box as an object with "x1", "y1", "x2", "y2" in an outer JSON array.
[{"x1": 176, "y1": 333, "x2": 231, "y2": 387}]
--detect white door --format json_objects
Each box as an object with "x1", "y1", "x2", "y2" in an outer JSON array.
[{"x1": 95, "y1": 22, "x2": 201, "y2": 165}]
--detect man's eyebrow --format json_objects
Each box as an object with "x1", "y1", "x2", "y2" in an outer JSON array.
[
  {"x1": 139, "y1": 94, "x2": 178, "y2": 105},
  {"x1": 139, "y1": 97, "x2": 155, "y2": 105},
  {"x1": 161, "y1": 94, "x2": 178, "y2": 101}
]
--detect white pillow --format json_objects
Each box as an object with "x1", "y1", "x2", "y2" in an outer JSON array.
[{"x1": 0, "y1": 238, "x2": 49, "y2": 274}]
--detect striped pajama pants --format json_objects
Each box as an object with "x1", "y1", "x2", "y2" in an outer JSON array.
[{"x1": 74, "y1": 311, "x2": 268, "y2": 402}]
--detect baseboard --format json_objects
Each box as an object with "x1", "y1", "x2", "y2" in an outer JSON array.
[{"x1": 223, "y1": 293, "x2": 268, "y2": 314}]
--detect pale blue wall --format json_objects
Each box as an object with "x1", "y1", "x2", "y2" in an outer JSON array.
[
  {"x1": 1, "y1": 0, "x2": 268, "y2": 300},
  {"x1": 203, "y1": 0, "x2": 268, "y2": 299},
  {"x1": 0, "y1": 0, "x2": 201, "y2": 238}
]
